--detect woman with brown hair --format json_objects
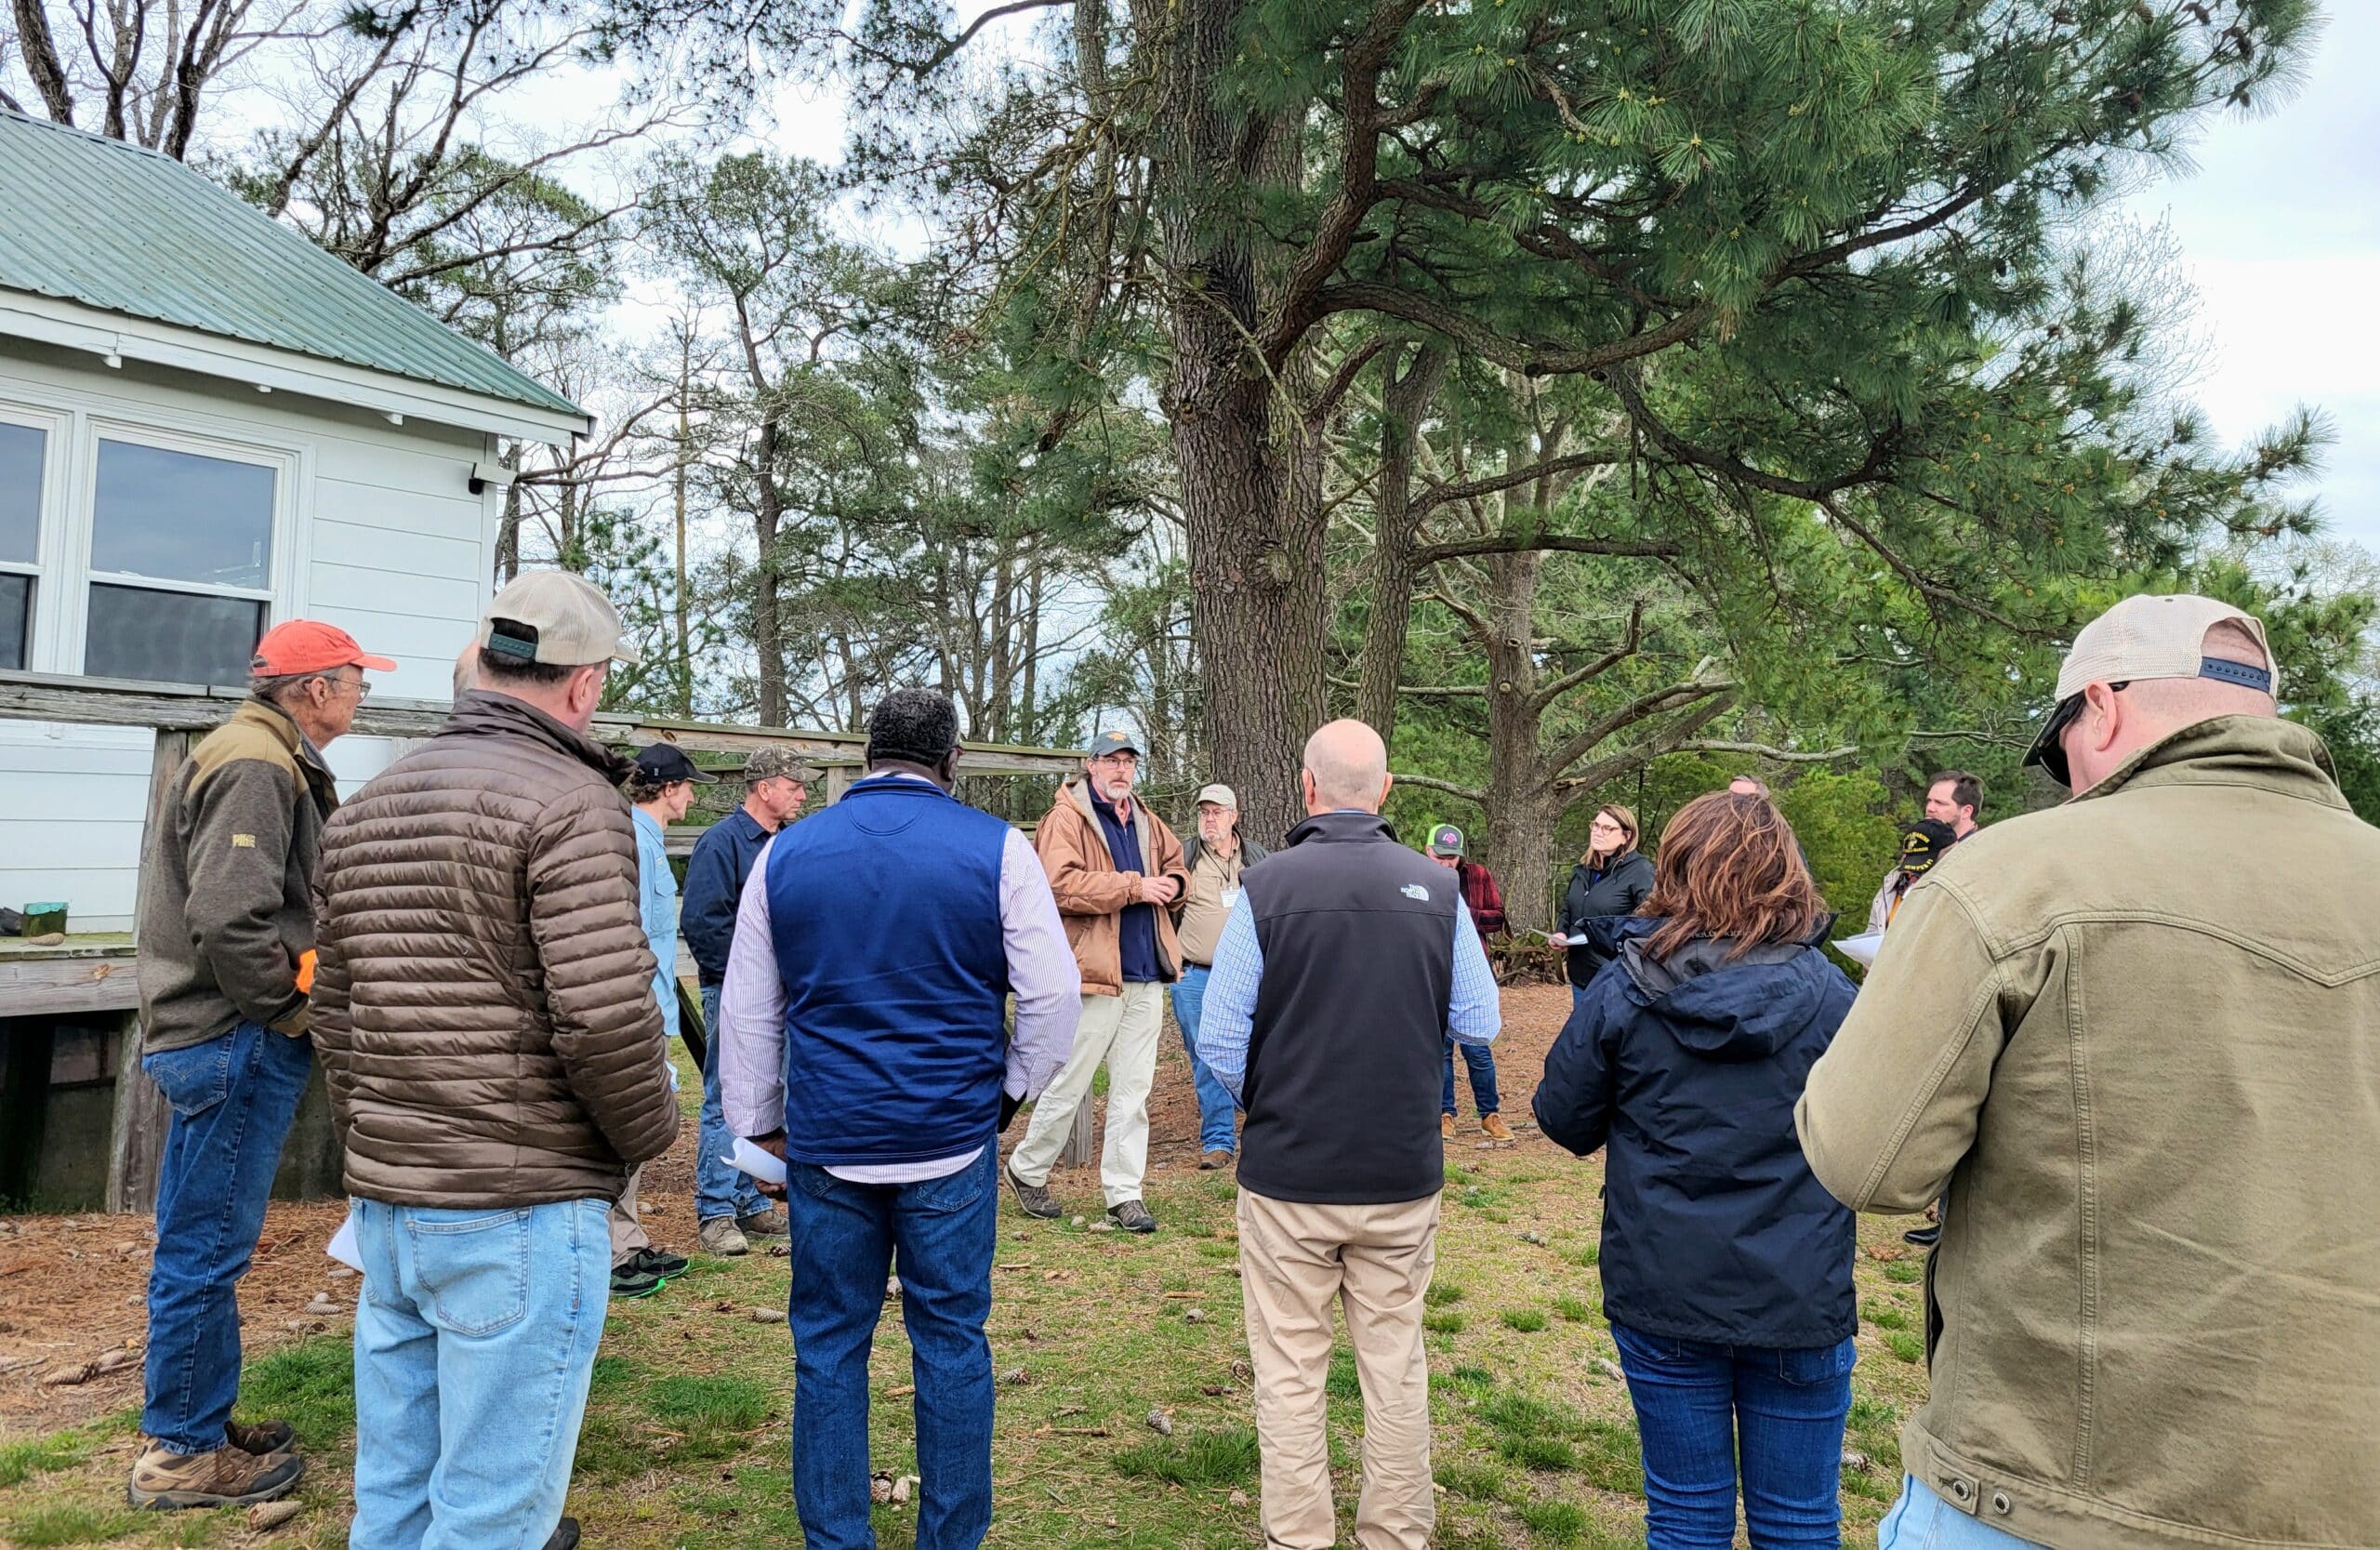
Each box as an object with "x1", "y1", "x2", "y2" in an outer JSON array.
[
  {"x1": 1532, "y1": 791, "x2": 1858, "y2": 1550},
  {"x1": 1550, "y1": 803, "x2": 1655, "y2": 1013}
]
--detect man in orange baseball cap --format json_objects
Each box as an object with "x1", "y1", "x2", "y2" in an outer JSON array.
[{"x1": 127, "y1": 617, "x2": 390, "y2": 1510}]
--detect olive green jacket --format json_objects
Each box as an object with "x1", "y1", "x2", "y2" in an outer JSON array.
[{"x1": 1797, "y1": 715, "x2": 2379, "y2": 1550}]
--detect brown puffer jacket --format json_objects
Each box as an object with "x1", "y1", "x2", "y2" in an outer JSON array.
[
  {"x1": 311, "y1": 691, "x2": 680, "y2": 1208},
  {"x1": 1035, "y1": 776, "x2": 1190, "y2": 996}
]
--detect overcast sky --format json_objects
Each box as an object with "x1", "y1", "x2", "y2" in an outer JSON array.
[{"x1": 2116, "y1": 7, "x2": 2379, "y2": 552}]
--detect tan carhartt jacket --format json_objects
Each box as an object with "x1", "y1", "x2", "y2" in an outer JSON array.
[
  {"x1": 1797, "y1": 716, "x2": 2380, "y2": 1550},
  {"x1": 1033, "y1": 776, "x2": 1187, "y2": 996}
]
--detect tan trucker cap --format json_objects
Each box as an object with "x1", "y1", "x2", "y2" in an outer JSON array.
[
  {"x1": 2052, "y1": 593, "x2": 2277, "y2": 702},
  {"x1": 1195, "y1": 783, "x2": 1237, "y2": 809},
  {"x1": 476, "y1": 569, "x2": 640, "y2": 669}
]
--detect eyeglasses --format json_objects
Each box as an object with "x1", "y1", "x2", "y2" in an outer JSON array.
[
  {"x1": 2026, "y1": 682, "x2": 2127, "y2": 788},
  {"x1": 324, "y1": 674, "x2": 371, "y2": 699},
  {"x1": 1091, "y1": 752, "x2": 1139, "y2": 769}
]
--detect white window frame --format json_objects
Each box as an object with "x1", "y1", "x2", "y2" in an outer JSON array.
[
  {"x1": 60, "y1": 417, "x2": 301, "y2": 681},
  {"x1": 0, "y1": 399, "x2": 69, "y2": 673}
]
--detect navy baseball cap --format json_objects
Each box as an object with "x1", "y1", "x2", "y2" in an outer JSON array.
[{"x1": 633, "y1": 744, "x2": 718, "y2": 785}]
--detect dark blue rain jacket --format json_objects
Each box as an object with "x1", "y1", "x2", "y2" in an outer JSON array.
[{"x1": 1533, "y1": 916, "x2": 1858, "y2": 1348}]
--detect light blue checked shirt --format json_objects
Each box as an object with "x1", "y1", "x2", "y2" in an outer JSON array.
[{"x1": 1196, "y1": 875, "x2": 1501, "y2": 1104}]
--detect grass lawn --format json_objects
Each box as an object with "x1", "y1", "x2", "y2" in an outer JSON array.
[{"x1": 0, "y1": 1149, "x2": 1930, "y2": 1549}]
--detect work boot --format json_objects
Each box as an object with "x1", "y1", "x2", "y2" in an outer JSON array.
[
  {"x1": 735, "y1": 1207, "x2": 788, "y2": 1239},
  {"x1": 127, "y1": 1439, "x2": 306, "y2": 1510},
  {"x1": 1902, "y1": 1225, "x2": 1941, "y2": 1249},
  {"x1": 1480, "y1": 1114, "x2": 1514, "y2": 1143},
  {"x1": 609, "y1": 1263, "x2": 665, "y2": 1299},
  {"x1": 542, "y1": 1517, "x2": 582, "y2": 1550},
  {"x1": 621, "y1": 1247, "x2": 689, "y2": 1280},
  {"x1": 1440, "y1": 1112, "x2": 1457, "y2": 1140},
  {"x1": 224, "y1": 1418, "x2": 296, "y2": 1456},
  {"x1": 697, "y1": 1217, "x2": 750, "y2": 1256},
  {"x1": 1107, "y1": 1200, "x2": 1157, "y2": 1235},
  {"x1": 1198, "y1": 1149, "x2": 1234, "y2": 1171},
  {"x1": 1005, "y1": 1164, "x2": 1062, "y2": 1220}
]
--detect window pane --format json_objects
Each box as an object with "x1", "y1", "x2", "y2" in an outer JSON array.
[
  {"x1": 91, "y1": 440, "x2": 274, "y2": 590},
  {"x1": 0, "y1": 422, "x2": 40, "y2": 563},
  {"x1": 0, "y1": 574, "x2": 27, "y2": 671},
  {"x1": 85, "y1": 584, "x2": 264, "y2": 685}
]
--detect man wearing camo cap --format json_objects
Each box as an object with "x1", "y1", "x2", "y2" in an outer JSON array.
[
  {"x1": 1798, "y1": 593, "x2": 2380, "y2": 1550},
  {"x1": 681, "y1": 744, "x2": 820, "y2": 1253}
]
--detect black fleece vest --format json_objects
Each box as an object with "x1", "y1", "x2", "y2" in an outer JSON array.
[{"x1": 1236, "y1": 811, "x2": 1458, "y2": 1205}]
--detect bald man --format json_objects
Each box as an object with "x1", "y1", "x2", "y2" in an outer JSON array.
[
  {"x1": 1797, "y1": 595, "x2": 2380, "y2": 1550},
  {"x1": 1196, "y1": 720, "x2": 1501, "y2": 1550}
]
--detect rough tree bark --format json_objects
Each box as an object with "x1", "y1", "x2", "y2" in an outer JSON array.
[{"x1": 1356, "y1": 342, "x2": 1449, "y2": 744}]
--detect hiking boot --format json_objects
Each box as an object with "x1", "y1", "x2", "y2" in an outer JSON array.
[
  {"x1": 542, "y1": 1517, "x2": 582, "y2": 1550},
  {"x1": 735, "y1": 1207, "x2": 788, "y2": 1239},
  {"x1": 621, "y1": 1247, "x2": 689, "y2": 1280},
  {"x1": 1440, "y1": 1112, "x2": 1457, "y2": 1139},
  {"x1": 1197, "y1": 1149, "x2": 1234, "y2": 1171},
  {"x1": 128, "y1": 1439, "x2": 305, "y2": 1510},
  {"x1": 224, "y1": 1418, "x2": 296, "y2": 1456},
  {"x1": 1902, "y1": 1225, "x2": 1941, "y2": 1249},
  {"x1": 1480, "y1": 1114, "x2": 1514, "y2": 1143},
  {"x1": 1108, "y1": 1199, "x2": 1157, "y2": 1234},
  {"x1": 697, "y1": 1217, "x2": 750, "y2": 1256},
  {"x1": 1006, "y1": 1164, "x2": 1063, "y2": 1220},
  {"x1": 610, "y1": 1264, "x2": 665, "y2": 1299}
]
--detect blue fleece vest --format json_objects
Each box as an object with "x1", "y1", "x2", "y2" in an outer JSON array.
[{"x1": 761, "y1": 777, "x2": 1012, "y2": 1166}]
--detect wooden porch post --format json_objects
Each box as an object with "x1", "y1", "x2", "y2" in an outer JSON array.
[{"x1": 104, "y1": 728, "x2": 185, "y2": 1213}]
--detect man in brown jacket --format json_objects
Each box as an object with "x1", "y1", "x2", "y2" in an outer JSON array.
[
  {"x1": 1797, "y1": 594, "x2": 2380, "y2": 1550},
  {"x1": 128, "y1": 619, "x2": 388, "y2": 1511},
  {"x1": 1005, "y1": 729, "x2": 1190, "y2": 1232},
  {"x1": 312, "y1": 571, "x2": 679, "y2": 1550}
]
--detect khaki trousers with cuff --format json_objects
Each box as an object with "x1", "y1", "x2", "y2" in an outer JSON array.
[
  {"x1": 1237, "y1": 1187, "x2": 1438, "y2": 1550},
  {"x1": 1008, "y1": 981, "x2": 1165, "y2": 1208}
]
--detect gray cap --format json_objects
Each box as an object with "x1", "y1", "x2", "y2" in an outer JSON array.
[
  {"x1": 478, "y1": 569, "x2": 639, "y2": 668},
  {"x1": 742, "y1": 748, "x2": 823, "y2": 785},
  {"x1": 1089, "y1": 728, "x2": 1141, "y2": 758},
  {"x1": 1427, "y1": 824, "x2": 1464, "y2": 857}
]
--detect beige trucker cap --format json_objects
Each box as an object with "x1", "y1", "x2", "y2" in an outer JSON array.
[
  {"x1": 1195, "y1": 783, "x2": 1237, "y2": 808},
  {"x1": 2052, "y1": 593, "x2": 2277, "y2": 702},
  {"x1": 477, "y1": 569, "x2": 639, "y2": 669}
]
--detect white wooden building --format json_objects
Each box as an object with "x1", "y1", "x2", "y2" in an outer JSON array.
[{"x1": 0, "y1": 108, "x2": 591, "y2": 931}]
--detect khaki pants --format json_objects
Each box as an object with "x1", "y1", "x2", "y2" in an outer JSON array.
[
  {"x1": 1008, "y1": 983, "x2": 1164, "y2": 1208},
  {"x1": 608, "y1": 1165, "x2": 649, "y2": 1268},
  {"x1": 1237, "y1": 1188, "x2": 1438, "y2": 1550}
]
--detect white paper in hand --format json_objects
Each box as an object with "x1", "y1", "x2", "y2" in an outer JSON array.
[
  {"x1": 326, "y1": 1212, "x2": 364, "y2": 1273},
  {"x1": 1834, "y1": 932, "x2": 1885, "y2": 968},
  {"x1": 728, "y1": 1138, "x2": 787, "y2": 1186}
]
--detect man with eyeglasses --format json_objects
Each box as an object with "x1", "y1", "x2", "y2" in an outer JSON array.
[
  {"x1": 1006, "y1": 729, "x2": 1190, "y2": 1232},
  {"x1": 1796, "y1": 594, "x2": 2380, "y2": 1550},
  {"x1": 129, "y1": 619, "x2": 390, "y2": 1509}
]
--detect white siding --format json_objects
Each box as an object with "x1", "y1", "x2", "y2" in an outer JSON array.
[{"x1": 0, "y1": 340, "x2": 499, "y2": 931}]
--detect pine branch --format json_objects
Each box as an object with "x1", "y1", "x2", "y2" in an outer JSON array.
[
  {"x1": 1416, "y1": 534, "x2": 1679, "y2": 565},
  {"x1": 1527, "y1": 598, "x2": 1646, "y2": 715},
  {"x1": 1673, "y1": 740, "x2": 1860, "y2": 763},
  {"x1": 1390, "y1": 772, "x2": 1485, "y2": 803}
]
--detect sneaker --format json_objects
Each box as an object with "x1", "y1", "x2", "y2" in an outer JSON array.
[
  {"x1": 1108, "y1": 1199, "x2": 1157, "y2": 1234},
  {"x1": 1440, "y1": 1112, "x2": 1457, "y2": 1139},
  {"x1": 128, "y1": 1439, "x2": 306, "y2": 1510},
  {"x1": 622, "y1": 1247, "x2": 690, "y2": 1280},
  {"x1": 1006, "y1": 1164, "x2": 1062, "y2": 1220},
  {"x1": 698, "y1": 1217, "x2": 750, "y2": 1256},
  {"x1": 735, "y1": 1207, "x2": 789, "y2": 1239},
  {"x1": 1197, "y1": 1149, "x2": 1234, "y2": 1171},
  {"x1": 1902, "y1": 1225, "x2": 1941, "y2": 1248},
  {"x1": 610, "y1": 1264, "x2": 665, "y2": 1299},
  {"x1": 1480, "y1": 1114, "x2": 1514, "y2": 1142},
  {"x1": 224, "y1": 1418, "x2": 296, "y2": 1456},
  {"x1": 542, "y1": 1517, "x2": 582, "y2": 1550}
]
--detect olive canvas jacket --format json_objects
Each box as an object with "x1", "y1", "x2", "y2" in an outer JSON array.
[{"x1": 1796, "y1": 716, "x2": 2380, "y2": 1550}]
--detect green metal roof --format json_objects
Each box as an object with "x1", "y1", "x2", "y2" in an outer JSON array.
[{"x1": 0, "y1": 110, "x2": 588, "y2": 424}]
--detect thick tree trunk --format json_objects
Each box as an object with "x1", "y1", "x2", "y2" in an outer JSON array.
[
  {"x1": 752, "y1": 416, "x2": 787, "y2": 726},
  {"x1": 1480, "y1": 547, "x2": 1559, "y2": 931}
]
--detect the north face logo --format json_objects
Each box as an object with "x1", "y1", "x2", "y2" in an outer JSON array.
[{"x1": 1400, "y1": 883, "x2": 1430, "y2": 901}]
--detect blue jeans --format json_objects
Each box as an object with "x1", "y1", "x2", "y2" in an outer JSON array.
[
  {"x1": 698, "y1": 982, "x2": 766, "y2": 1224},
  {"x1": 1169, "y1": 966, "x2": 1237, "y2": 1154},
  {"x1": 1612, "y1": 1324, "x2": 1857, "y2": 1550},
  {"x1": 140, "y1": 1022, "x2": 313, "y2": 1453},
  {"x1": 784, "y1": 1146, "x2": 998, "y2": 1550},
  {"x1": 349, "y1": 1197, "x2": 611, "y2": 1550},
  {"x1": 1442, "y1": 1037, "x2": 1499, "y2": 1117},
  {"x1": 1878, "y1": 1477, "x2": 2050, "y2": 1549}
]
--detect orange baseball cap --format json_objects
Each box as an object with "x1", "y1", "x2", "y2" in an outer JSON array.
[{"x1": 250, "y1": 620, "x2": 397, "y2": 677}]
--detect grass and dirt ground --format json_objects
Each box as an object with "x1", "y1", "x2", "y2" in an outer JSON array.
[{"x1": 0, "y1": 983, "x2": 1933, "y2": 1548}]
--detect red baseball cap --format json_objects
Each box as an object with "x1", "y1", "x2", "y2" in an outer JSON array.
[{"x1": 250, "y1": 620, "x2": 397, "y2": 677}]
